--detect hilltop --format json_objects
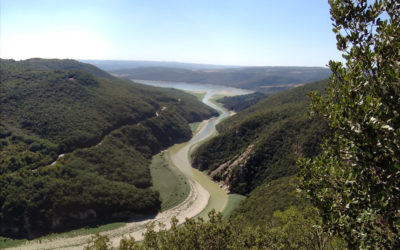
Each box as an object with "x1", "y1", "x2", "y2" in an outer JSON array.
[{"x1": 0, "y1": 58, "x2": 217, "y2": 239}]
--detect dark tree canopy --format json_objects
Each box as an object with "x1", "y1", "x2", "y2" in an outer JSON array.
[{"x1": 299, "y1": 0, "x2": 400, "y2": 248}]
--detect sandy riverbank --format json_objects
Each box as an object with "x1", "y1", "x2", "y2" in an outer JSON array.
[
  {"x1": 6, "y1": 84, "x2": 248, "y2": 250},
  {"x1": 7, "y1": 121, "x2": 212, "y2": 250}
]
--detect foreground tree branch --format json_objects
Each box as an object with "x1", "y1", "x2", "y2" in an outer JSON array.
[{"x1": 299, "y1": 0, "x2": 400, "y2": 248}]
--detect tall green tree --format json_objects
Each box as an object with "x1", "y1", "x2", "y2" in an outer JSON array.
[{"x1": 299, "y1": 0, "x2": 400, "y2": 248}]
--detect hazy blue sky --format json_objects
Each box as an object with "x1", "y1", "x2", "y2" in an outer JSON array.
[{"x1": 1, "y1": 0, "x2": 342, "y2": 66}]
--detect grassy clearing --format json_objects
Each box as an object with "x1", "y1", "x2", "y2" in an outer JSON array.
[
  {"x1": 222, "y1": 194, "x2": 246, "y2": 219},
  {"x1": 0, "y1": 222, "x2": 125, "y2": 249},
  {"x1": 183, "y1": 91, "x2": 206, "y2": 102},
  {"x1": 0, "y1": 237, "x2": 25, "y2": 249},
  {"x1": 150, "y1": 151, "x2": 190, "y2": 211}
]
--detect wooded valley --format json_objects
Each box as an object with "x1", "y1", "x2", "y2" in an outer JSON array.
[{"x1": 0, "y1": 59, "x2": 216, "y2": 238}]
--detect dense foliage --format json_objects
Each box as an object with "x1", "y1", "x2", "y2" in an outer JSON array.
[
  {"x1": 0, "y1": 124, "x2": 59, "y2": 174},
  {"x1": 229, "y1": 176, "x2": 308, "y2": 227},
  {"x1": 217, "y1": 92, "x2": 266, "y2": 112},
  {"x1": 1, "y1": 59, "x2": 215, "y2": 152},
  {"x1": 85, "y1": 208, "x2": 341, "y2": 250},
  {"x1": 2, "y1": 58, "x2": 113, "y2": 78},
  {"x1": 0, "y1": 59, "x2": 216, "y2": 238},
  {"x1": 111, "y1": 66, "x2": 331, "y2": 94},
  {"x1": 192, "y1": 80, "x2": 328, "y2": 194},
  {"x1": 299, "y1": 0, "x2": 400, "y2": 248},
  {"x1": 85, "y1": 1, "x2": 400, "y2": 248}
]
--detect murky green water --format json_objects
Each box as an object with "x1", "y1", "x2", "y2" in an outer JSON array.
[{"x1": 136, "y1": 80, "x2": 251, "y2": 218}]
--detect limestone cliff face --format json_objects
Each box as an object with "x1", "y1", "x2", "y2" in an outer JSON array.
[{"x1": 209, "y1": 144, "x2": 254, "y2": 191}]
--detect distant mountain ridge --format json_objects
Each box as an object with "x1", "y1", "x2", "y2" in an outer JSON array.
[
  {"x1": 15, "y1": 58, "x2": 113, "y2": 78},
  {"x1": 80, "y1": 59, "x2": 236, "y2": 70},
  {"x1": 80, "y1": 59, "x2": 331, "y2": 94},
  {"x1": 105, "y1": 65, "x2": 331, "y2": 94}
]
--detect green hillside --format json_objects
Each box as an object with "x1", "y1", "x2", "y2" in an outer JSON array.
[
  {"x1": 192, "y1": 79, "x2": 328, "y2": 194},
  {"x1": 228, "y1": 175, "x2": 306, "y2": 226},
  {"x1": 0, "y1": 59, "x2": 217, "y2": 239},
  {"x1": 84, "y1": 78, "x2": 344, "y2": 250},
  {"x1": 6, "y1": 58, "x2": 112, "y2": 78},
  {"x1": 216, "y1": 92, "x2": 266, "y2": 112}
]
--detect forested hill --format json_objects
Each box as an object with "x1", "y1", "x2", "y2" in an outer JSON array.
[
  {"x1": 192, "y1": 79, "x2": 329, "y2": 194},
  {"x1": 0, "y1": 58, "x2": 217, "y2": 239},
  {"x1": 6, "y1": 58, "x2": 113, "y2": 78},
  {"x1": 109, "y1": 66, "x2": 331, "y2": 94},
  {"x1": 216, "y1": 92, "x2": 266, "y2": 112}
]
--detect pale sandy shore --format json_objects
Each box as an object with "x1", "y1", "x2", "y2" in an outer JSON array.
[
  {"x1": 6, "y1": 88, "x2": 241, "y2": 250},
  {"x1": 7, "y1": 121, "x2": 212, "y2": 250},
  {"x1": 8, "y1": 179, "x2": 209, "y2": 250}
]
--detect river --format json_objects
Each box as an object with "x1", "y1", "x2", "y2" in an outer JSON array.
[
  {"x1": 9, "y1": 80, "x2": 251, "y2": 250},
  {"x1": 136, "y1": 80, "x2": 252, "y2": 218}
]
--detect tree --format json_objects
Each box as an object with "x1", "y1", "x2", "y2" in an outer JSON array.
[
  {"x1": 84, "y1": 233, "x2": 112, "y2": 250},
  {"x1": 299, "y1": 0, "x2": 399, "y2": 248},
  {"x1": 84, "y1": 208, "x2": 340, "y2": 250},
  {"x1": 255, "y1": 206, "x2": 340, "y2": 250}
]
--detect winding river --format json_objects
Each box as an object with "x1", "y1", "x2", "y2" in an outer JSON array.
[
  {"x1": 9, "y1": 81, "x2": 251, "y2": 250},
  {"x1": 137, "y1": 80, "x2": 252, "y2": 218}
]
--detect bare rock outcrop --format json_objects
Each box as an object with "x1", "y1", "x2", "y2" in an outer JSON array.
[{"x1": 210, "y1": 144, "x2": 254, "y2": 191}]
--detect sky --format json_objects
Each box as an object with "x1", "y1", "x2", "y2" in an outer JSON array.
[{"x1": 0, "y1": 0, "x2": 343, "y2": 66}]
